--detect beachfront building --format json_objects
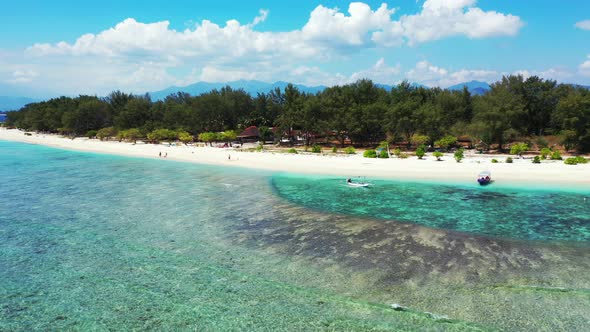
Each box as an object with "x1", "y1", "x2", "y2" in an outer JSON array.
[{"x1": 237, "y1": 126, "x2": 260, "y2": 143}]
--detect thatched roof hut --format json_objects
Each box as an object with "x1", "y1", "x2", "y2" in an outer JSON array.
[{"x1": 238, "y1": 126, "x2": 260, "y2": 140}]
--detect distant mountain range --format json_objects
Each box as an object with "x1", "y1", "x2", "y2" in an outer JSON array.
[
  {"x1": 447, "y1": 80, "x2": 492, "y2": 95},
  {"x1": 573, "y1": 84, "x2": 590, "y2": 90},
  {"x1": 374, "y1": 82, "x2": 428, "y2": 91},
  {"x1": 149, "y1": 80, "x2": 493, "y2": 100},
  {"x1": 2, "y1": 80, "x2": 589, "y2": 111},
  {"x1": 0, "y1": 96, "x2": 41, "y2": 112},
  {"x1": 149, "y1": 80, "x2": 327, "y2": 101}
]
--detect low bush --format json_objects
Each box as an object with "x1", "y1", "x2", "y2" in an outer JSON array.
[
  {"x1": 540, "y1": 147, "x2": 552, "y2": 160},
  {"x1": 344, "y1": 146, "x2": 356, "y2": 155},
  {"x1": 86, "y1": 130, "x2": 98, "y2": 138},
  {"x1": 363, "y1": 149, "x2": 377, "y2": 158},
  {"x1": 416, "y1": 145, "x2": 426, "y2": 159},
  {"x1": 311, "y1": 145, "x2": 322, "y2": 153},
  {"x1": 287, "y1": 148, "x2": 298, "y2": 154},
  {"x1": 564, "y1": 157, "x2": 578, "y2": 165},
  {"x1": 149, "y1": 128, "x2": 177, "y2": 143},
  {"x1": 550, "y1": 151, "x2": 562, "y2": 160},
  {"x1": 117, "y1": 128, "x2": 142, "y2": 143},
  {"x1": 97, "y1": 127, "x2": 117, "y2": 141},
  {"x1": 510, "y1": 143, "x2": 528, "y2": 158},
  {"x1": 506, "y1": 157, "x2": 513, "y2": 163},
  {"x1": 256, "y1": 143, "x2": 263, "y2": 152},
  {"x1": 411, "y1": 134, "x2": 429, "y2": 147},
  {"x1": 454, "y1": 148, "x2": 464, "y2": 163},
  {"x1": 393, "y1": 148, "x2": 401, "y2": 157},
  {"x1": 178, "y1": 131, "x2": 193, "y2": 144},
  {"x1": 491, "y1": 159, "x2": 498, "y2": 163},
  {"x1": 399, "y1": 153, "x2": 409, "y2": 159},
  {"x1": 196, "y1": 131, "x2": 216, "y2": 145},
  {"x1": 575, "y1": 156, "x2": 588, "y2": 164},
  {"x1": 532, "y1": 156, "x2": 541, "y2": 164},
  {"x1": 378, "y1": 149, "x2": 389, "y2": 158},
  {"x1": 332, "y1": 146, "x2": 338, "y2": 153},
  {"x1": 433, "y1": 151, "x2": 443, "y2": 161},
  {"x1": 434, "y1": 135, "x2": 457, "y2": 151}
]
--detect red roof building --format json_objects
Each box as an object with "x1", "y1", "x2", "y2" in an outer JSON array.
[{"x1": 238, "y1": 126, "x2": 260, "y2": 139}]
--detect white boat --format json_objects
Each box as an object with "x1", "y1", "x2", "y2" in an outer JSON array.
[
  {"x1": 346, "y1": 178, "x2": 370, "y2": 187},
  {"x1": 348, "y1": 182, "x2": 370, "y2": 188}
]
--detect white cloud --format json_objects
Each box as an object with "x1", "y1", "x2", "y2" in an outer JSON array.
[
  {"x1": 575, "y1": 20, "x2": 590, "y2": 30},
  {"x1": 193, "y1": 57, "x2": 401, "y2": 88},
  {"x1": 510, "y1": 69, "x2": 531, "y2": 80},
  {"x1": 120, "y1": 65, "x2": 177, "y2": 92},
  {"x1": 27, "y1": 18, "x2": 314, "y2": 60},
  {"x1": 406, "y1": 60, "x2": 501, "y2": 87},
  {"x1": 537, "y1": 68, "x2": 573, "y2": 81},
  {"x1": 2, "y1": 56, "x2": 178, "y2": 96},
  {"x1": 7, "y1": 69, "x2": 39, "y2": 84},
  {"x1": 406, "y1": 60, "x2": 451, "y2": 86},
  {"x1": 286, "y1": 58, "x2": 402, "y2": 87},
  {"x1": 349, "y1": 58, "x2": 401, "y2": 84},
  {"x1": 405, "y1": 61, "x2": 581, "y2": 88},
  {"x1": 288, "y1": 66, "x2": 348, "y2": 86},
  {"x1": 27, "y1": 1, "x2": 522, "y2": 59},
  {"x1": 12, "y1": 1, "x2": 524, "y2": 95},
  {"x1": 400, "y1": 0, "x2": 523, "y2": 45},
  {"x1": 510, "y1": 68, "x2": 575, "y2": 82},
  {"x1": 251, "y1": 9, "x2": 269, "y2": 27},
  {"x1": 446, "y1": 69, "x2": 499, "y2": 85},
  {"x1": 199, "y1": 65, "x2": 263, "y2": 82},
  {"x1": 302, "y1": 3, "x2": 398, "y2": 47},
  {"x1": 580, "y1": 55, "x2": 590, "y2": 76}
]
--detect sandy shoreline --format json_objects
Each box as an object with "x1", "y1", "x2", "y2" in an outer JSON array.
[{"x1": 1, "y1": 128, "x2": 589, "y2": 189}]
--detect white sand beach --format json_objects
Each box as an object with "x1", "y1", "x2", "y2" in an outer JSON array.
[{"x1": 1, "y1": 128, "x2": 588, "y2": 188}]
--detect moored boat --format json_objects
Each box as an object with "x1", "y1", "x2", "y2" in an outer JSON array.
[
  {"x1": 477, "y1": 171, "x2": 492, "y2": 185},
  {"x1": 346, "y1": 178, "x2": 370, "y2": 187}
]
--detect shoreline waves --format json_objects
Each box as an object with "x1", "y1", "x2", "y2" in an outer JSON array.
[{"x1": 1, "y1": 128, "x2": 588, "y2": 190}]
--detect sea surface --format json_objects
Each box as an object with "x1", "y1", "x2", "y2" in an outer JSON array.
[{"x1": 1, "y1": 140, "x2": 589, "y2": 331}]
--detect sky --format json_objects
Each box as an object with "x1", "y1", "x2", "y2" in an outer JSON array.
[{"x1": 1, "y1": 0, "x2": 589, "y2": 97}]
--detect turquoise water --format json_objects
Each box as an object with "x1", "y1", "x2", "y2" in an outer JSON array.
[
  {"x1": 2, "y1": 140, "x2": 590, "y2": 331},
  {"x1": 271, "y1": 175, "x2": 590, "y2": 242},
  {"x1": 0, "y1": 141, "x2": 484, "y2": 330}
]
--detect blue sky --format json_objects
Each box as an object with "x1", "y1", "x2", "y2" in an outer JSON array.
[{"x1": 1, "y1": 0, "x2": 589, "y2": 97}]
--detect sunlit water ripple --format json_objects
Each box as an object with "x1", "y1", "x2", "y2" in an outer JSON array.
[{"x1": 2, "y1": 140, "x2": 590, "y2": 331}]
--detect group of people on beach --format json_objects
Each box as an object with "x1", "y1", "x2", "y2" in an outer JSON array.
[{"x1": 158, "y1": 151, "x2": 167, "y2": 158}]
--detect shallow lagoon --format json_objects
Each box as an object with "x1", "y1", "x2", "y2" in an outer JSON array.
[
  {"x1": 271, "y1": 174, "x2": 590, "y2": 242},
  {"x1": 1, "y1": 140, "x2": 589, "y2": 331}
]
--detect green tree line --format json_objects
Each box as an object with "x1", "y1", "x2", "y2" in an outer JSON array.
[{"x1": 6, "y1": 75, "x2": 590, "y2": 152}]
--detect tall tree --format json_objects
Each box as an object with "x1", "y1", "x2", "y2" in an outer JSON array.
[
  {"x1": 472, "y1": 79, "x2": 525, "y2": 151},
  {"x1": 275, "y1": 84, "x2": 303, "y2": 144}
]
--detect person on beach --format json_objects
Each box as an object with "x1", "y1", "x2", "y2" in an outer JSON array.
[
  {"x1": 228, "y1": 154, "x2": 231, "y2": 160},
  {"x1": 159, "y1": 151, "x2": 161, "y2": 157},
  {"x1": 164, "y1": 152, "x2": 167, "y2": 158}
]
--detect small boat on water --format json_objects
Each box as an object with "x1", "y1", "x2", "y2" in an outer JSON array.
[
  {"x1": 477, "y1": 171, "x2": 492, "y2": 186},
  {"x1": 346, "y1": 178, "x2": 370, "y2": 187}
]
